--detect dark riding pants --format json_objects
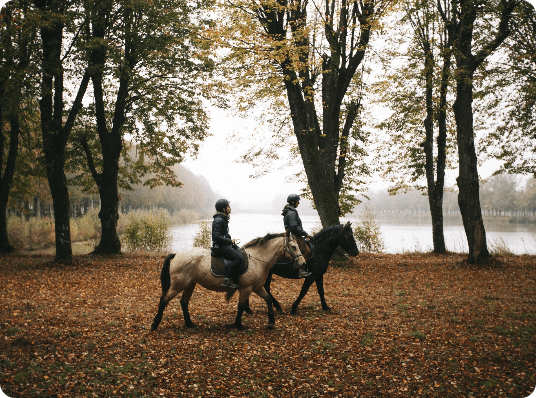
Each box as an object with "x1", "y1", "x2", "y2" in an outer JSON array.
[{"x1": 220, "y1": 245, "x2": 243, "y2": 281}]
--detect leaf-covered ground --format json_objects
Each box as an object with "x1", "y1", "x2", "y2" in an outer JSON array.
[{"x1": 1, "y1": 252, "x2": 535, "y2": 397}]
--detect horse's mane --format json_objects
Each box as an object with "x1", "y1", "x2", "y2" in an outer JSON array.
[
  {"x1": 312, "y1": 224, "x2": 343, "y2": 245},
  {"x1": 243, "y1": 232, "x2": 286, "y2": 248}
]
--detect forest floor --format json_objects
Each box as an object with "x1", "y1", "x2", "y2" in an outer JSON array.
[{"x1": 0, "y1": 252, "x2": 535, "y2": 398}]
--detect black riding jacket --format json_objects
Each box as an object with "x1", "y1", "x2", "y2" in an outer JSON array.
[
  {"x1": 212, "y1": 212, "x2": 233, "y2": 247},
  {"x1": 282, "y1": 205, "x2": 308, "y2": 238}
]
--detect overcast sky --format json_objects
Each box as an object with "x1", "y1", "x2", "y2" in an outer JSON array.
[
  {"x1": 181, "y1": 108, "x2": 308, "y2": 209},
  {"x1": 180, "y1": 104, "x2": 495, "y2": 210}
]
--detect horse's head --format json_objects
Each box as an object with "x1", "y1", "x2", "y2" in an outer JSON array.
[
  {"x1": 340, "y1": 221, "x2": 359, "y2": 256},
  {"x1": 284, "y1": 231, "x2": 306, "y2": 268}
]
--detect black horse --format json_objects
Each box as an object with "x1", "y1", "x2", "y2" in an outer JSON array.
[{"x1": 246, "y1": 221, "x2": 360, "y2": 315}]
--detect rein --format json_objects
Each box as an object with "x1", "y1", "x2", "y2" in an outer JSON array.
[{"x1": 246, "y1": 236, "x2": 304, "y2": 267}]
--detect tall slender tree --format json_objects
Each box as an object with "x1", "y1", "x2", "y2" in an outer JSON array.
[
  {"x1": 75, "y1": 0, "x2": 214, "y2": 254},
  {"x1": 373, "y1": 0, "x2": 456, "y2": 253},
  {"x1": 34, "y1": 0, "x2": 90, "y2": 262},
  {"x1": 220, "y1": 0, "x2": 391, "y2": 227},
  {"x1": 0, "y1": 1, "x2": 37, "y2": 252},
  {"x1": 445, "y1": 0, "x2": 519, "y2": 263}
]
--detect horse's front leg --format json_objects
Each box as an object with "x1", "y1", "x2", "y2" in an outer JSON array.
[
  {"x1": 180, "y1": 284, "x2": 197, "y2": 328},
  {"x1": 315, "y1": 274, "x2": 331, "y2": 311},
  {"x1": 290, "y1": 277, "x2": 315, "y2": 315},
  {"x1": 254, "y1": 287, "x2": 275, "y2": 329}
]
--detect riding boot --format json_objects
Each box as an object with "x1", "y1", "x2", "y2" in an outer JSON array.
[
  {"x1": 222, "y1": 264, "x2": 239, "y2": 289},
  {"x1": 230, "y1": 261, "x2": 240, "y2": 289},
  {"x1": 298, "y1": 264, "x2": 312, "y2": 278}
]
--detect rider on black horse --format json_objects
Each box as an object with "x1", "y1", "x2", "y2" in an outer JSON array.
[
  {"x1": 282, "y1": 194, "x2": 313, "y2": 278},
  {"x1": 212, "y1": 199, "x2": 242, "y2": 289}
]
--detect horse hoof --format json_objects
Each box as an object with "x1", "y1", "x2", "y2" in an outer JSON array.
[
  {"x1": 267, "y1": 323, "x2": 275, "y2": 330},
  {"x1": 323, "y1": 307, "x2": 332, "y2": 312},
  {"x1": 275, "y1": 308, "x2": 284, "y2": 314},
  {"x1": 185, "y1": 323, "x2": 198, "y2": 329},
  {"x1": 150, "y1": 323, "x2": 158, "y2": 331},
  {"x1": 245, "y1": 309, "x2": 253, "y2": 315}
]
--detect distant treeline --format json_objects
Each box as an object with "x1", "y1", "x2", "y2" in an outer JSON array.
[
  {"x1": 361, "y1": 175, "x2": 536, "y2": 219},
  {"x1": 8, "y1": 164, "x2": 217, "y2": 221}
]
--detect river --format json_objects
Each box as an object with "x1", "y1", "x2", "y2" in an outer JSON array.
[{"x1": 171, "y1": 212, "x2": 536, "y2": 255}]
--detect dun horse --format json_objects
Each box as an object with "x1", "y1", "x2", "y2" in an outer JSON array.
[
  {"x1": 151, "y1": 232, "x2": 305, "y2": 330},
  {"x1": 246, "y1": 222, "x2": 359, "y2": 315}
]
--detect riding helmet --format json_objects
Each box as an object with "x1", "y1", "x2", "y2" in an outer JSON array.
[
  {"x1": 215, "y1": 199, "x2": 230, "y2": 212},
  {"x1": 287, "y1": 194, "x2": 300, "y2": 204}
]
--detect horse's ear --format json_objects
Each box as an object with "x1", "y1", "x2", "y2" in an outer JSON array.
[{"x1": 344, "y1": 221, "x2": 351, "y2": 229}]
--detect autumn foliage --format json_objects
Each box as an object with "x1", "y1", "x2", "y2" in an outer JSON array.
[{"x1": 1, "y1": 253, "x2": 535, "y2": 397}]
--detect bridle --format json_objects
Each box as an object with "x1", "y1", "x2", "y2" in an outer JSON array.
[
  {"x1": 245, "y1": 235, "x2": 305, "y2": 266},
  {"x1": 284, "y1": 235, "x2": 306, "y2": 268}
]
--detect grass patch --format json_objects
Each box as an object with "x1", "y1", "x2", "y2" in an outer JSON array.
[
  {"x1": 7, "y1": 327, "x2": 22, "y2": 337},
  {"x1": 361, "y1": 331, "x2": 374, "y2": 346}
]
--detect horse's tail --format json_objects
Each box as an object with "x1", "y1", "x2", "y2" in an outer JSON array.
[
  {"x1": 225, "y1": 289, "x2": 237, "y2": 303},
  {"x1": 160, "y1": 254, "x2": 175, "y2": 295}
]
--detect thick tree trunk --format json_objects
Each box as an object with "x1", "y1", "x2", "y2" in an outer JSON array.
[
  {"x1": 454, "y1": 80, "x2": 489, "y2": 263},
  {"x1": 449, "y1": 0, "x2": 517, "y2": 263},
  {"x1": 256, "y1": 0, "x2": 373, "y2": 228},
  {"x1": 85, "y1": 2, "x2": 128, "y2": 254},
  {"x1": 94, "y1": 170, "x2": 121, "y2": 254},
  {"x1": 39, "y1": 10, "x2": 72, "y2": 262},
  {"x1": 0, "y1": 115, "x2": 21, "y2": 253},
  {"x1": 37, "y1": 0, "x2": 90, "y2": 262},
  {"x1": 0, "y1": 193, "x2": 13, "y2": 253}
]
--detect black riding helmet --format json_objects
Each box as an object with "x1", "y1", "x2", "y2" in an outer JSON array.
[
  {"x1": 287, "y1": 194, "x2": 300, "y2": 204},
  {"x1": 215, "y1": 199, "x2": 230, "y2": 212}
]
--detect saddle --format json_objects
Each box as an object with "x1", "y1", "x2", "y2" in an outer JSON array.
[{"x1": 210, "y1": 246, "x2": 249, "y2": 277}]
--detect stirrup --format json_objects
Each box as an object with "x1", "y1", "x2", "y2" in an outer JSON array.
[
  {"x1": 222, "y1": 278, "x2": 238, "y2": 289},
  {"x1": 298, "y1": 269, "x2": 312, "y2": 278}
]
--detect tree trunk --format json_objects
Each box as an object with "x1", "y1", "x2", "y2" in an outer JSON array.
[
  {"x1": 37, "y1": 0, "x2": 90, "y2": 262},
  {"x1": 94, "y1": 169, "x2": 121, "y2": 254},
  {"x1": 84, "y1": 1, "x2": 130, "y2": 254},
  {"x1": 454, "y1": 79, "x2": 489, "y2": 263},
  {"x1": 255, "y1": 0, "x2": 373, "y2": 228}
]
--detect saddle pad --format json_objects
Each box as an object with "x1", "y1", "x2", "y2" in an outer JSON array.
[{"x1": 210, "y1": 247, "x2": 249, "y2": 277}]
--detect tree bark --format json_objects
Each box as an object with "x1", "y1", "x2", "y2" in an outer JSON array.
[
  {"x1": 0, "y1": 3, "x2": 28, "y2": 253},
  {"x1": 36, "y1": 0, "x2": 90, "y2": 263},
  {"x1": 450, "y1": 0, "x2": 517, "y2": 263},
  {"x1": 256, "y1": 0, "x2": 374, "y2": 227},
  {"x1": 82, "y1": 1, "x2": 133, "y2": 254}
]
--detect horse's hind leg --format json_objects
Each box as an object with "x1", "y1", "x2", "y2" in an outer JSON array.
[
  {"x1": 151, "y1": 288, "x2": 181, "y2": 330},
  {"x1": 179, "y1": 284, "x2": 197, "y2": 328},
  {"x1": 264, "y1": 272, "x2": 283, "y2": 313},
  {"x1": 253, "y1": 287, "x2": 275, "y2": 330}
]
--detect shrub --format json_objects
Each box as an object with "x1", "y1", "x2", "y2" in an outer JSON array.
[
  {"x1": 7, "y1": 216, "x2": 55, "y2": 251},
  {"x1": 122, "y1": 209, "x2": 172, "y2": 252},
  {"x1": 193, "y1": 219, "x2": 211, "y2": 249},
  {"x1": 353, "y1": 206, "x2": 385, "y2": 253},
  {"x1": 72, "y1": 208, "x2": 101, "y2": 243},
  {"x1": 7, "y1": 216, "x2": 26, "y2": 251}
]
